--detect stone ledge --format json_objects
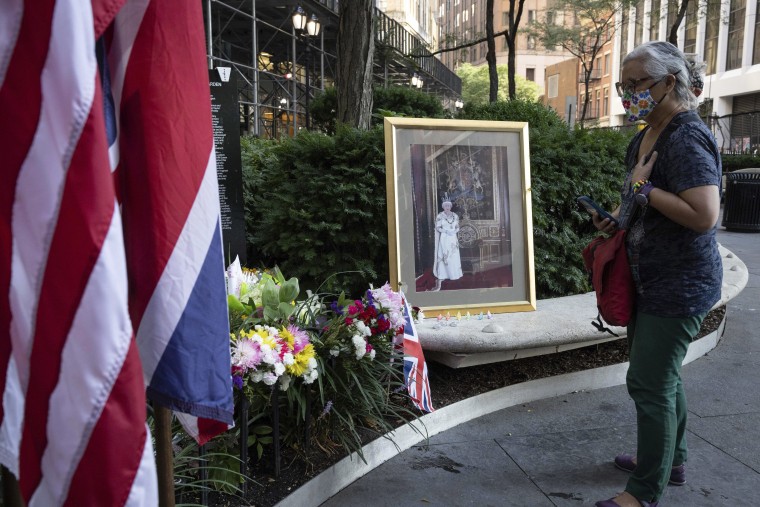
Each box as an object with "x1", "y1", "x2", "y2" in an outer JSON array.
[{"x1": 417, "y1": 244, "x2": 747, "y2": 367}]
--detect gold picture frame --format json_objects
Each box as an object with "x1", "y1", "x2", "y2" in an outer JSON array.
[{"x1": 384, "y1": 117, "x2": 535, "y2": 314}]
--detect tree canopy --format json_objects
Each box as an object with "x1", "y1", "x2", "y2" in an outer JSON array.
[{"x1": 457, "y1": 63, "x2": 541, "y2": 105}]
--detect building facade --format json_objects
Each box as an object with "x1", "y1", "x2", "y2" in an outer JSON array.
[{"x1": 435, "y1": 0, "x2": 575, "y2": 94}]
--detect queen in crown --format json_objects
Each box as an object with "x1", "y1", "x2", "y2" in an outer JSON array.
[{"x1": 432, "y1": 193, "x2": 463, "y2": 290}]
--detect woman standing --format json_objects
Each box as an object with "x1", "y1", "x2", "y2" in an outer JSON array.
[
  {"x1": 591, "y1": 41, "x2": 723, "y2": 507},
  {"x1": 432, "y1": 196, "x2": 463, "y2": 290}
]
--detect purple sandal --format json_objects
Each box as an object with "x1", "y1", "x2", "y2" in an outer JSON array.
[{"x1": 614, "y1": 453, "x2": 686, "y2": 486}]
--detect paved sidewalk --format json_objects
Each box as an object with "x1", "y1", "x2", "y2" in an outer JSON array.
[{"x1": 322, "y1": 226, "x2": 760, "y2": 506}]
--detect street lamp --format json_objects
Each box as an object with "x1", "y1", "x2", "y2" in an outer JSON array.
[{"x1": 292, "y1": 7, "x2": 321, "y2": 130}]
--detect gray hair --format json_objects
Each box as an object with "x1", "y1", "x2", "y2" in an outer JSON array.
[{"x1": 622, "y1": 41, "x2": 699, "y2": 110}]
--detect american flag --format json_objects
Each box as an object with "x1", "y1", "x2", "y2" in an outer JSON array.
[
  {"x1": 104, "y1": 0, "x2": 234, "y2": 445},
  {"x1": 0, "y1": 0, "x2": 157, "y2": 504},
  {"x1": 401, "y1": 297, "x2": 434, "y2": 412}
]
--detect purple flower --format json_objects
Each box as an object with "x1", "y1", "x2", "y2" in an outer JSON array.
[{"x1": 232, "y1": 375, "x2": 244, "y2": 390}]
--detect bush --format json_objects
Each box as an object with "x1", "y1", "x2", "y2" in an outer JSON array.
[
  {"x1": 247, "y1": 126, "x2": 388, "y2": 295},
  {"x1": 459, "y1": 100, "x2": 630, "y2": 298},
  {"x1": 721, "y1": 153, "x2": 760, "y2": 172},
  {"x1": 242, "y1": 99, "x2": 632, "y2": 299},
  {"x1": 310, "y1": 86, "x2": 445, "y2": 134}
]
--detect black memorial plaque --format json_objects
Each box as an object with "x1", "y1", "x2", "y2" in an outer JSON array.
[{"x1": 209, "y1": 68, "x2": 247, "y2": 265}]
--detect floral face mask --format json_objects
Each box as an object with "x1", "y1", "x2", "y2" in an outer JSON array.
[{"x1": 621, "y1": 87, "x2": 659, "y2": 122}]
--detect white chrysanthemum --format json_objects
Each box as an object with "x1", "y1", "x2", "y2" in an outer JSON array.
[
  {"x1": 262, "y1": 372, "x2": 278, "y2": 385},
  {"x1": 352, "y1": 334, "x2": 366, "y2": 359},
  {"x1": 416, "y1": 310, "x2": 425, "y2": 323},
  {"x1": 279, "y1": 374, "x2": 291, "y2": 391},
  {"x1": 307, "y1": 357, "x2": 318, "y2": 369},
  {"x1": 251, "y1": 371, "x2": 264, "y2": 383},
  {"x1": 369, "y1": 349, "x2": 376, "y2": 360},
  {"x1": 355, "y1": 321, "x2": 370, "y2": 337},
  {"x1": 274, "y1": 363, "x2": 285, "y2": 376},
  {"x1": 282, "y1": 353, "x2": 295, "y2": 366},
  {"x1": 304, "y1": 369, "x2": 318, "y2": 384}
]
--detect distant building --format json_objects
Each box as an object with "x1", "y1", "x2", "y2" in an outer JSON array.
[{"x1": 434, "y1": 0, "x2": 575, "y2": 94}]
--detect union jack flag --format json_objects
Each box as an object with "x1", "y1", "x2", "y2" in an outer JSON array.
[
  {"x1": 103, "y1": 0, "x2": 234, "y2": 444},
  {"x1": 401, "y1": 297, "x2": 434, "y2": 412}
]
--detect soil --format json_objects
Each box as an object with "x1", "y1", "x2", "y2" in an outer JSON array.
[{"x1": 209, "y1": 306, "x2": 725, "y2": 507}]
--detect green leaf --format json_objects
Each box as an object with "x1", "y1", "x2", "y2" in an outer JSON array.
[
  {"x1": 279, "y1": 278, "x2": 299, "y2": 303},
  {"x1": 227, "y1": 295, "x2": 246, "y2": 313}
]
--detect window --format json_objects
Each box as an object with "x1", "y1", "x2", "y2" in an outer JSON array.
[
  {"x1": 546, "y1": 11, "x2": 555, "y2": 25},
  {"x1": 595, "y1": 90, "x2": 601, "y2": 118},
  {"x1": 704, "y1": 0, "x2": 721, "y2": 74},
  {"x1": 604, "y1": 53, "x2": 610, "y2": 75},
  {"x1": 548, "y1": 74, "x2": 559, "y2": 98},
  {"x1": 526, "y1": 68, "x2": 535, "y2": 81},
  {"x1": 503, "y1": 11, "x2": 508, "y2": 25},
  {"x1": 619, "y1": 7, "x2": 629, "y2": 69},
  {"x1": 755, "y1": 0, "x2": 760, "y2": 64},
  {"x1": 683, "y1": 0, "x2": 698, "y2": 54},
  {"x1": 634, "y1": 0, "x2": 644, "y2": 47},
  {"x1": 603, "y1": 87, "x2": 609, "y2": 116},
  {"x1": 667, "y1": 0, "x2": 679, "y2": 36},
  {"x1": 649, "y1": 0, "x2": 660, "y2": 40},
  {"x1": 528, "y1": 10, "x2": 535, "y2": 23},
  {"x1": 456, "y1": 12, "x2": 460, "y2": 27},
  {"x1": 726, "y1": 0, "x2": 746, "y2": 70},
  {"x1": 527, "y1": 35, "x2": 536, "y2": 49},
  {"x1": 503, "y1": 37, "x2": 508, "y2": 50}
]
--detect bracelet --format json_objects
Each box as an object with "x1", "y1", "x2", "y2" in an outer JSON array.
[{"x1": 633, "y1": 179, "x2": 649, "y2": 193}]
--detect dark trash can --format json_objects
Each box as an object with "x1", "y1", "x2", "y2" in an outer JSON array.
[{"x1": 722, "y1": 170, "x2": 760, "y2": 232}]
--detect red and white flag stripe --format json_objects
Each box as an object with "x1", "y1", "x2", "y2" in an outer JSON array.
[{"x1": 0, "y1": 0, "x2": 157, "y2": 505}]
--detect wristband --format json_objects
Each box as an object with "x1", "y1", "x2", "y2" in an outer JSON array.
[
  {"x1": 632, "y1": 179, "x2": 649, "y2": 193},
  {"x1": 634, "y1": 182, "x2": 654, "y2": 206}
]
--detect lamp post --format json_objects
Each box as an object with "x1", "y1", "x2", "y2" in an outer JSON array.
[{"x1": 292, "y1": 7, "x2": 320, "y2": 130}]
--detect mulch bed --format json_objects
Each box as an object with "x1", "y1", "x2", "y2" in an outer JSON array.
[{"x1": 208, "y1": 306, "x2": 725, "y2": 507}]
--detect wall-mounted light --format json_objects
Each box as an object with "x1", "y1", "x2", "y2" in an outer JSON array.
[
  {"x1": 411, "y1": 73, "x2": 419, "y2": 87},
  {"x1": 455, "y1": 99, "x2": 464, "y2": 109}
]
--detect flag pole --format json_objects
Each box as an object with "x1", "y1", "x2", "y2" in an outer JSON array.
[
  {"x1": 1, "y1": 466, "x2": 24, "y2": 507},
  {"x1": 154, "y1": 404, "x2": 175, "y2": 507}
]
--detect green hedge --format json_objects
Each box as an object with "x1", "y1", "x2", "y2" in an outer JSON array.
[
  {"x1": 242, "y1": 100, "x2": 632, "y2": 299},
  {"x1": 722, "y1": 153, "x2": 760, "y2": 172},
  {"x1": 309, "y1": 86, "x2": 445, "y2": 134},
  {"x1": 244, "y1": 127, "x2": 388, "y2": 295},
  {"x1": 458, "y1": 101, "x2": 629, "y2": 298}
]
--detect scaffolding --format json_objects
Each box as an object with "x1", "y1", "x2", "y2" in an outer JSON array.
[{"x1": 203, "y1": 0, "x2": 462, "y2": 138}]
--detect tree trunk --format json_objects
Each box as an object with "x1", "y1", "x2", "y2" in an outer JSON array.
[
  {"x1": 336, "y1": 0, "x2": 374, "y2": 129},
  {"x1": 667, "y1": 0, "x2": 690, "y2": 45},
  {"x1": 486, "y1": 0, "x2": 498, "y2": 102},
  {"x1": 506, "y1": 0, "x2": 525, "y2": 101},
  {"x1": 507, "y1": 36, "x2": 516, "y2": 100}
]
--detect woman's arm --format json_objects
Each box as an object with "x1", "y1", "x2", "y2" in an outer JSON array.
[{"x1": 647, "y1": 184, "x2": 720, "y2": 232}]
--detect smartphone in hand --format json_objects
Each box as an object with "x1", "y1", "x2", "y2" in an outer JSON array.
[{"x1": 577, "y1": 196, "x2": 618, "y2": 225}]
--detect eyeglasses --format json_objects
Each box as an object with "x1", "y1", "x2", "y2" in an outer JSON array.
[{"x1": 615, "y1": 76, "x2": 655, "y2": 96}]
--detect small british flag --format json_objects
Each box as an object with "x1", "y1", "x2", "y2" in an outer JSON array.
[{"x1": 401, "y1": 296, "x2": 434, "y2": 412}]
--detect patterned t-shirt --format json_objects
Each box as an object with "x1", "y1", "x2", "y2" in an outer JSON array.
[{"x1": 618, "y1": 111, "x2": 723, "y2": 317}]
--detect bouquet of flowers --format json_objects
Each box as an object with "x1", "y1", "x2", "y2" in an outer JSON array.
[
  {"x1": 226, "y1": 257, "x2": 319, "y2": 395},
  {"x1": 320, "y1": 282, "x2": 406, "y2": 362}
]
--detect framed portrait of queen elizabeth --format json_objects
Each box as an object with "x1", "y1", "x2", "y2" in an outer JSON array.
[{"x1": 383, "y1": 117, "x2": 535, "y2": 314}]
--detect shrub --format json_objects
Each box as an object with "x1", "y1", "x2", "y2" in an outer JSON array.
[
  {"x1": 242, "y1": 100, "x2": 632, "y2": 300},
  {"x1": 247, "y1": 126, "x2": 388, "y2": 295},
  {"x1": 459, "y1": 100, "x2": 630, "y2": 298},
  {"x1": 310, "y1": 86, "x2": 445, "y2": 134},
  {"x1": 721, "y1": 153, "x2": 760, "y2": 172}
]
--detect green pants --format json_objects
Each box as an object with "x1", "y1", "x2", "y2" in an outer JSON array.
[{"x1": 624, "y1": 310, "x2": 705, "y2": 502}]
